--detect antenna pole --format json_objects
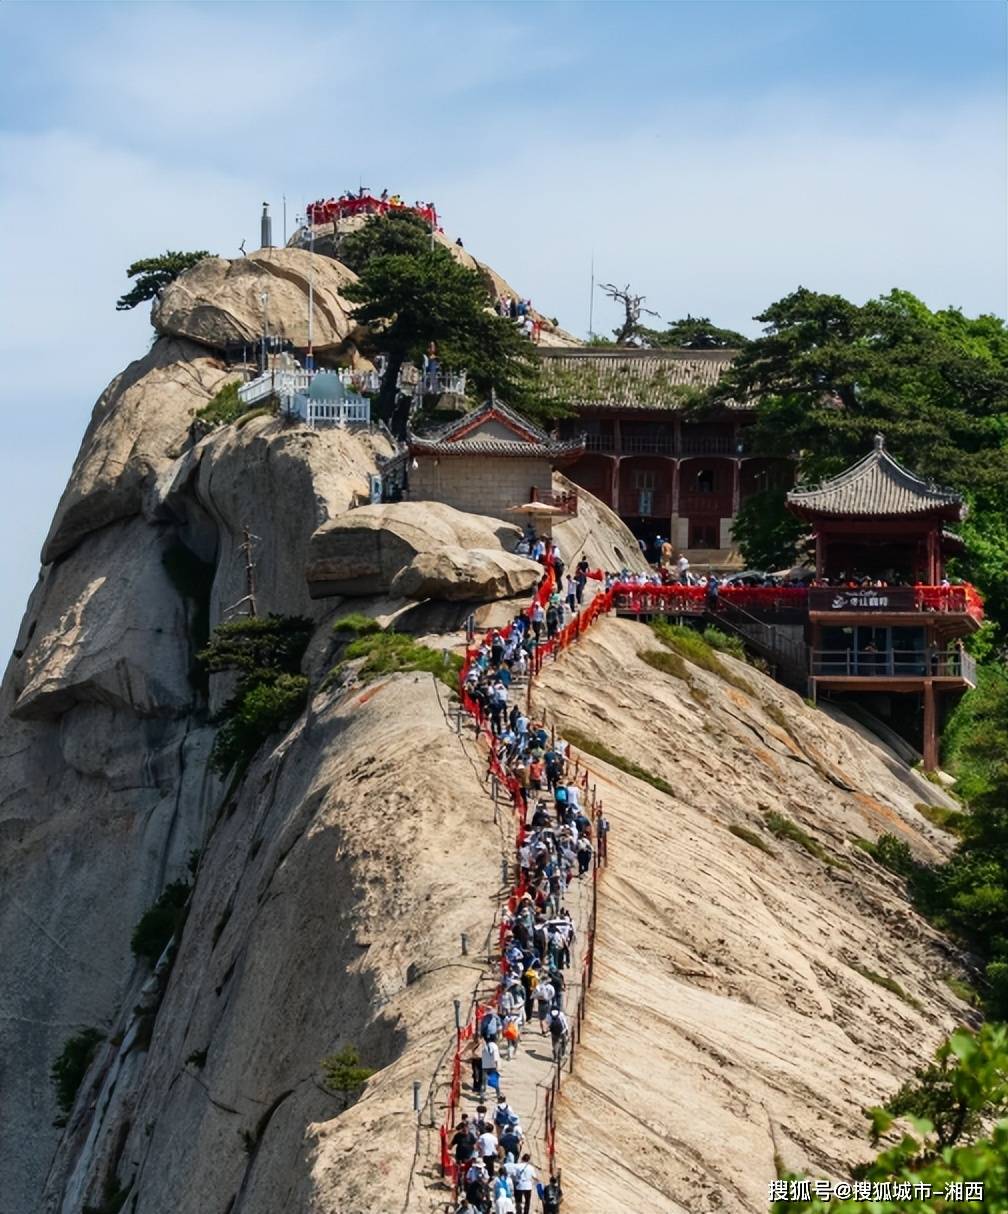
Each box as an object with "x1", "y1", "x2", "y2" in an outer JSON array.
[
  {"x1": 307, "y1": 216, "x2": 315, "y2": 370},
  {"x1": 242, "y1": 526, "x2": 257, "y2": 617},
  {"x1": 282, "y1": 194, "x2": 287, "y2": 244},
  {"x1": 588, "y1": 251, "x2": 595, "y2": 339}
]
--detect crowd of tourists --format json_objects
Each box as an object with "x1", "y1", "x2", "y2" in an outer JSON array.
[
  {"x1": 450, "y1": 534, "x2": 611, "y2": 1213},
  {"x1": 305, "y1": 190, "x2": 440, "y2": 229},
  {"x1": 496, "y1": 296, "x2": 542, "y2": 343}
]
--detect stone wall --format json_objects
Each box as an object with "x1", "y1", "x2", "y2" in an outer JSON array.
[{"x1": 410, "y1": 455, "x2": 552, "y2": 521}]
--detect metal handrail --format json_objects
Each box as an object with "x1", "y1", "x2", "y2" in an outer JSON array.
[{"x1": 810, "y1": 648, "x2": 970, "y2": 678}]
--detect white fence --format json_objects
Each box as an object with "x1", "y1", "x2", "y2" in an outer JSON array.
[
  {"x1": 306, "y1": 398, "x2": 371, "y2": 428},
  {"x1": 238, "y1": 369, "x2": 313, "y2": 407}
]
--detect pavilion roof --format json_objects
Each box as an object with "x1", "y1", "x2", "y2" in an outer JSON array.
[
  {"x1": 537, "y1": 347, "x2": 743, "y2": 412},
  {"x1": 787, "y1": 436, "x2": 965, "y2": 521},
  {"x1": 407, "y1": 395, "x2": 585, "y2": 463}
]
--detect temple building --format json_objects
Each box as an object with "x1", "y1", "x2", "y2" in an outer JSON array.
[
  {"x1": 406, "y1": 396, "x2": 584, "y2": 522},
  {"x1": 542, "y1": 347, "x2": 794, "y2": 563},
  {"x1": 786, "y1": 435, "x2": 979, "y2": 769}
]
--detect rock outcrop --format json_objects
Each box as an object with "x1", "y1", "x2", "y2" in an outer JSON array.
[
  {"x1": 390, "y1": 545, "x2": 543, "y2": 602},
  {"x1": 42, "y1": 338, "x2": 231, "y2": 564},
  {"x1": 305, "y1": 501, "x2": 519, "y2": 597},
  {"x1": 152, "y1": 249, "x2": 367, "y2": 355}
]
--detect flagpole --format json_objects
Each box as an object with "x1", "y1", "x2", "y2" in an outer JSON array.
[{"x1": 588, "y1": 252, "x2": 595, "y2": 339}]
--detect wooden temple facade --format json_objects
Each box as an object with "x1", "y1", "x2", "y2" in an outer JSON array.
[
  {"x1": 786, "y1": 435, "x2": 979, "y2": 769},
  {"x1": 406, "y1": 396, "x2": 584, "y2": 522},
  {"x1": 542, "y1": 347, "x2": 794, "y2": 562}
]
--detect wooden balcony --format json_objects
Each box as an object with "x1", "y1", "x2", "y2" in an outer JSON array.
[{"x1": 811, "y1": 648, "x2": 975, "y2": 692}]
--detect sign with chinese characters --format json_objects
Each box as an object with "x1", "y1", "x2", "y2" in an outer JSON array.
[
  {"x1": 769, "y1": 1180, "x2": 984, "y2": 1203},
  {"x1": 809, "y1": 587, "x2": 917, "y2": 612}
]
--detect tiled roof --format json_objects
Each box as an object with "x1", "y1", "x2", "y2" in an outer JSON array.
[
  {"x1": 538, "y1": 347, "x2": 743, "y2": 411},
  {"x1": 787, "y1": 436, "x2": 965, "y2": 519},
  {"x1": 407, "y1": 395, "x2": 585, "y2": 462},
  {"x1": 408, "y1": 435, "x2": 584, "y2": 460}
]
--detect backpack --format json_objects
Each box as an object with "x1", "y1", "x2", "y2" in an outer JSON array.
[
  {"x1": 481, "y1": 1013, "x2": 501, "y2": 1041},
  {"x1": 523, "y1": 968, "x2": 539, "y2": 991},
  {"x1": 554, "y1": 786, "x2": 567, "y2": 804}
]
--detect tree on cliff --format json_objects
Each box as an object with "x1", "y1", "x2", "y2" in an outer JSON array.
[
  {"x1": 343, "y1": 240, "x2": 540, "y2": 436},
  {"x1": 720, "y1": 288, "x2": 1008, "y2": 638},
  {"x1": 640, "y1": 314, "x2": 749, "y2": 349},
  {"x1": 337, "y1": 208, "x2": 432, "y2": 273},
  {"x1": 115, "y1": 250, "x2": 213, "y2": 311}
]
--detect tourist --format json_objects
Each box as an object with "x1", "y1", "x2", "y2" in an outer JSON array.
[
  {"x1": 452, "y1": 1114, "x2": 478, "y2": 1166},
  {"x1": 493, "y1": 1168, "x2": 516, "y2": 1214},
  {"x1": 565, "y1": 575, "x2": 577, "y2": 613},
  {"x1": 477, "y1": 1124, "x2": 498, "y2": 1177},
  {"x1": 468, "y1": 1037, "x2": 483, "y2": 1094},
  {"x1": 513, "y1": 1154, "x2": 536, "y2": 1214},
  {"x1": 481, "y1": 1034, "x2": 502, "y2": 1095},
  {"x1": 547, "y1": 1007, "x2": 570, "y2": 1062},
  {"x1": 538, "y1": 1174, "x2": 564, "y2": 1213},
  {"x1": 535, "y1": 973, "x2": 556, "y2": 1033},
  {"x1": 676, "y1": 553, "x2": 690, "y2": 582},
  {"x1": 706, "y1": 573, "x2": 720, "y2": 609}
]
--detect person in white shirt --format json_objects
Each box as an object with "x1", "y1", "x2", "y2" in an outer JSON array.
[
  {"x1": 566, "y1": 782, "x2": 580, "y2": 811},
  {"x1": 512, "y1": 1154, "x2": 536, "y2": 1214},
  {"x1": 477, "y1": 1127, "x2": 498, "y2": 1175}
]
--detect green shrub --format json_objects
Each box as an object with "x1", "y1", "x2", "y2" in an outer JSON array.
[
  {"x1": 861, "y1": 832, "x2": 917, "y2": 879},
  {"x1": 210, "y1": 673, "x2": 309, "y2": 777},
  {"x1": 199, "y1": 615, "x2": 314, "y2": 777},
  {"x1": 562, "y1": 727, "x2": 675, "y2": 798},
  {"x1": 195, "y1": 381, "x2": 245, "y2": 426},
  {"x1": 639, "y1": 648, "x2": 688, "y2": 681},
  {"x1": 764, "y1": 811, "x2": 844, "y2": 867},
  {"x1": 342, "y1": 631, "x2": 462, "y2": 690},
  {"x1": 51, "y1": 1028, "x2": 104, "y2": 1117},
  {"x1": 131, "y1": 880, "x2": 191, "y2": 966},
  {"x1": 332, "y1": 612, "x2": 382, "y2": 636},
  {"x1": 943, "y1": 974, "x2": 980, "y2": 1007},
  {"x1": 195, "y1": 380, "x2": 274, "y2": 428},
  {"x1": 702, "y1": 626, "x2": 746, "y2": 660},
  {"x1": 914, "y1": 801, "x2": 969, "y2": 836},
  {"x1": 321, "y1": 1045, "x2": 375, "y2": 1093},
  {"x1": 850, "y1": 962, "x2": 923, "y2": 1011},
  {"x1": 651, "y1": 620, "x2": 754, "y2": 695},
  {"x1": 728, "y1": 822, "x2": 776, "y2": 856}
]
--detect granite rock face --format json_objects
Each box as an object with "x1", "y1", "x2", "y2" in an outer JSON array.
[
  {"x1": 152, "y1": 249, "x2": 367, "y2": 354},
  {"x1": 305, "y1": 501, "x2": 519, "y2": 597},
  {"x1": 390, "y1": 545, "x2": 543, "y2": 602}
]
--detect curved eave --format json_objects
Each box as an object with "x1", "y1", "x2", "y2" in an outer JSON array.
[{"x1": 786, "y1": 503, "x2": 965, "y2": 524}]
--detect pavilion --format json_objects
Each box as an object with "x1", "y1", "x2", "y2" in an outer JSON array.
[{"x1": 786, "y1": 435, "x2": 979, "y2": 769}]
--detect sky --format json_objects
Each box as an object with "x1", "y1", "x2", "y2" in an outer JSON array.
[{"x1": 0, "y1": 0, "x2": 1005, "y2": 654}]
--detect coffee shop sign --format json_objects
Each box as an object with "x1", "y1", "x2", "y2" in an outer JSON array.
[{"x1": 831, "y1": 591, "x2": 890, "y2": 610}]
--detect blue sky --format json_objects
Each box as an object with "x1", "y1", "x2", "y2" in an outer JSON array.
[{"x1": 1, "y1": 0, "x2": 1005, "y2": 654}]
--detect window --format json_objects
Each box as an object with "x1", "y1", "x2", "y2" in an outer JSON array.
[
  {"x1": 638, "y1": 488, "x2": 654, "y2": 515},
  {"x1": 695, "y1": 468, "x2": 714, "y2": 493},
  {"x1": 634, "y1": 470, "x2": 656, "y2": 490},
  {"x1": 689, "y1": 521, "x2": 717, "y2": 548}
]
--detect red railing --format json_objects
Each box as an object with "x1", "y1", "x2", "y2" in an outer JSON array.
[
  {"x1": 610, "y1": 582, "x2": 983, "y2": 621},
  {"x1": 440, "y1": 559, "x2": 612, "y2": 1195},
  {"x1": 529, "y1": 486, "x2": 579, "y2": 516}
]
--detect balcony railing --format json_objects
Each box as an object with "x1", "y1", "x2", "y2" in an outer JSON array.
[
  {"x1": 306, "y1": 398, "x2": 370, "y2": 428},
  {"x1": 811, "y1": 648, "x2": 975, "y2": 683},
  {"x1": 583, "y1": 433, "x2": 615, "y2": 453},
  {"x1": 678, "y1": 493, "x2": 733, "y2": 518},
  {"x1": 680, "y1": 435, "x2": 736, "y2": 456},
  {"x1": 809, "y1": 586, "x2": 984, "y2": 622},
  {"x1": 622, "y1": 434, "x2": 674, "y2": 455},
  {"x1": 529, "y1": 486, "x2": 578, "y2": 516}
]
